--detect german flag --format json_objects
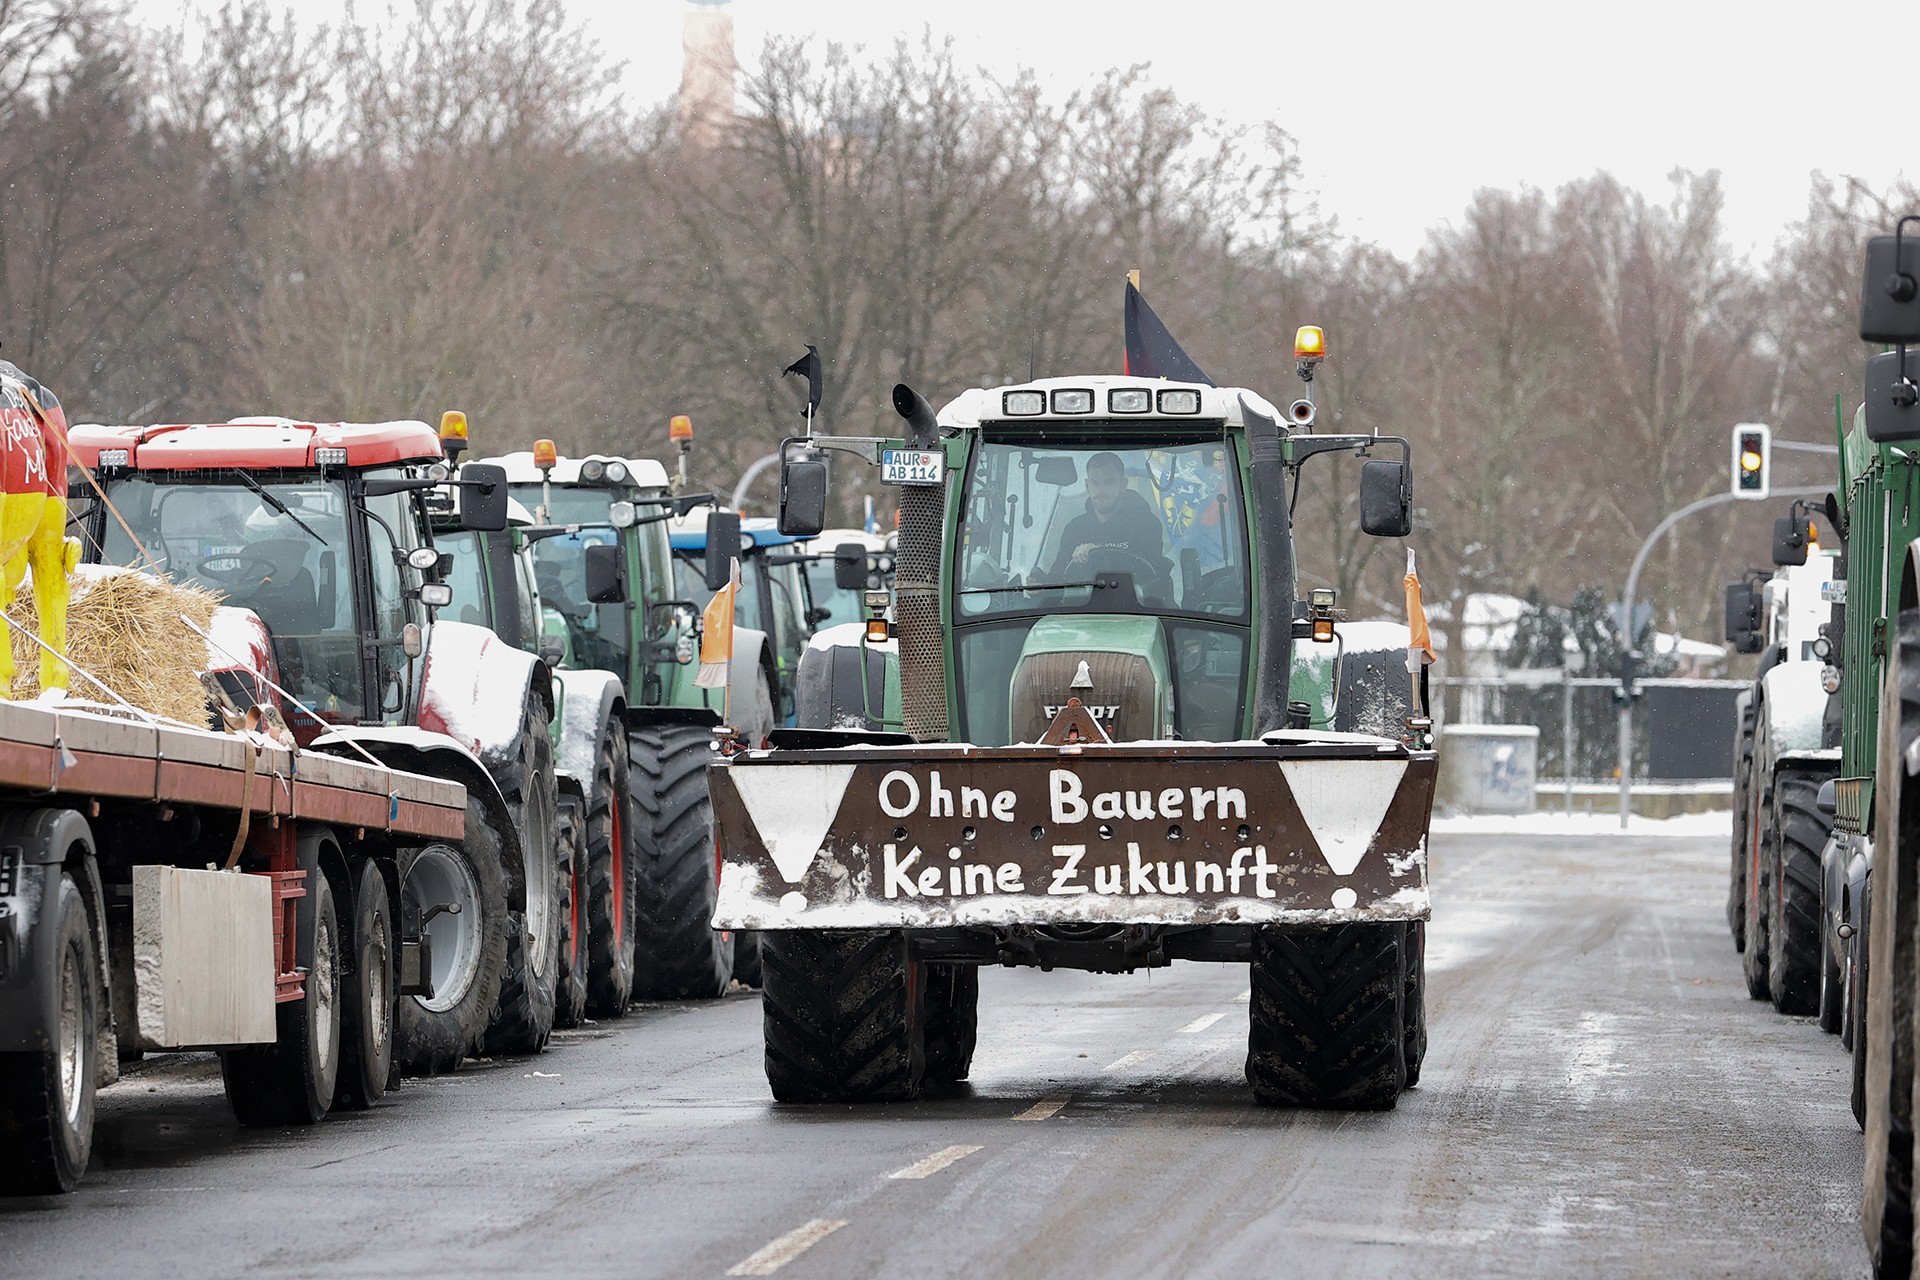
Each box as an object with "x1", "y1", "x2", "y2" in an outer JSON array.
[{"x1": 1124, "y1": 279, "x2": 1212, "y2": 386}]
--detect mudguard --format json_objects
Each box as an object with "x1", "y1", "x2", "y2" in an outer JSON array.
[
  {"x1": 0, "y1": 809, "x2": 113, "y2": 1072},
  {"x1": 730, "y1": 626, "x2": 776, "y2": 746},
  {"x1": 1760, "y1": 661, "x2": 1834, "y2": 764},
  {"x1": 417, "y1": 619, "x2": 553, "y2": 772},
  {"x1": 310, "y1": 725, "x2": 525, "y2": 911},
  {"x1": 551, "y1": 667, "x2": 625, "y2": 788}
]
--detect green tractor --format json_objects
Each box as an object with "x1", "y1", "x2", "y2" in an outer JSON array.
[
  {"x1": 709, "y1": 350, "x2": 1438, "y2": 1109},
  {"x1": 476, "y1": 440, "x2": 747, "y2": 999}
]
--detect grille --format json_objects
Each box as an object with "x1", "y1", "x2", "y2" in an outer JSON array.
[{"x1": 1010, "y1": 650, "x2": 1157, "y2": 743}]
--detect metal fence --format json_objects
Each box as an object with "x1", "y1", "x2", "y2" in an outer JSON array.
[{"x1": 1434, "y1": 674, "x2": 1745, "y2": 785}]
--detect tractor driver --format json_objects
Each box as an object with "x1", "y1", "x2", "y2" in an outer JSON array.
[{"x1": 1047, "y1": 452, "x2": 1172, "y2": 600}]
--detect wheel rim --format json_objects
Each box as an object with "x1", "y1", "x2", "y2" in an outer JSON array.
[
  {"x1": 405, "y1": 844, "x2": 482, "y2": 1013},
  {"x1": 367, "y1": 907, "x2": 390, "y2": 1062},
  {"x1": 57, "y1": 938, "x2": 87, "y2": 1128},
  {"x1": 313, "y1": 898, "x2": 339, "y2": 1077},
  {"x1": 526, "y1": 769, "x2": 556, "y2": 979},
  {"x1": 610, "y1": 771, "x2": 626, "y2": 947}
]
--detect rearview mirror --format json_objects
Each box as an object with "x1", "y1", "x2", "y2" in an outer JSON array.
[
  {"x1": 706, "y1": 511, "x2": 742, "y2": 590},
  {"x1": 1359, "y1": 459, "x2": 1413, "y2": 538},
  {"x1": 1724, "y1": 583, "x2": 1762, "y2": 653},
  {"x1": 834, "y1": 541, "x2": 867, "y2": 592},
  {"x1": 458, "y1": 463, "x2": 510, "y2": 533},
  {"x1": 1772, "y1": 516, "x2": 1808, "y2": 567},
  {"x1": 1861, "y1": 233, "x2": 1920, "y2": 343},
  {"x1": 778, "y1": 453, "x2": 828, "y2": 537},
  {"x1": 1864, "y1": 350, "x2": 1920, "y2": 443},
  {"x1": 585, "y1": 543, "x2": 624, "y2": 603}
]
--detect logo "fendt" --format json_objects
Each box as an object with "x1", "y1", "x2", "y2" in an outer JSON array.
[{"x1": 1043, "y1": 704, "x2": 1119, "y2": 721}]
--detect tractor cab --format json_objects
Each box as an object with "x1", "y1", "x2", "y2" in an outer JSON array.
[{"x1": 669, "y1": 513, "x2": 818, "y2": 723}]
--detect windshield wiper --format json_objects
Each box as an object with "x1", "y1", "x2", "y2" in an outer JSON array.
[
  {"x1": 957, "y1": 579, "x2": 1102, "y2": 596},
  {"x1": 234, "y1": 469, "x2": 328, "y2": 546}
]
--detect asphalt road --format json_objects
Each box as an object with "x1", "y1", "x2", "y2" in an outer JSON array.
[{"x1": 0, "y1": 833, "x2": 1870, "y2": 1279}]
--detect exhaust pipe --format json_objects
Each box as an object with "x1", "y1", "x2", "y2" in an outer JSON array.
[
  {"x1": 1239, "y1": 395, "x2": 1296, "y2": 737},
  {"x1": 891, "y1": 382, "x2": 949, "y2": 740}
]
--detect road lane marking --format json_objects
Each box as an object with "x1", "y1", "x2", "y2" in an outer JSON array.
[
  {"x1": 1013, "y1": 1095, "x2": 1070, "y2": 1121},
  {"x1": 1103, "y1": 1050, "x2": 1151, "y2": 1072},
  {"x1": 887, "y1": 1144, "x2": 984, "y2": 1180},
  {"x1": 1178, "y1": 1012, "x2": 1226, "y2": 1034},
  {"x1": 726, "y1": 1219, "x2": 847, "y2": 1276},
  {"x1": 1234, "y1": 990, "x2": 1250, "y2": 1002}
]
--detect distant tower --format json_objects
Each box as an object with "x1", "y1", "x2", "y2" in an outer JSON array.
[{"x1": 679, "y1": 0, "x2": 736, "y2": 148}]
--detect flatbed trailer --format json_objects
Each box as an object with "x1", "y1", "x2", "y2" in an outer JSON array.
[{"x1": 0, "y1": 694, "x2": 467, "y2": 1194}]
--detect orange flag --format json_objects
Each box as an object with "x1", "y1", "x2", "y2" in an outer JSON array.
[
  {"x1": 1404, "y1": 549, "x2": 1436, "y2": 668},
  {"x1": 694, "y1": 557, "x2": 739, "y2": 690}
]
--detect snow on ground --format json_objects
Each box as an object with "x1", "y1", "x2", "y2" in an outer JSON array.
[{"x1": 1432, "y1": 808, "x2": 1732, "y2": 838}]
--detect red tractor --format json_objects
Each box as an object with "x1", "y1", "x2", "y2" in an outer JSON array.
[{"x1": 69, "y1": 418, "x2": 565, "y2": 1073}]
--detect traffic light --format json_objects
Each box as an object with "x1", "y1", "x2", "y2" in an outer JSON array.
[{"x1": 1731, "y1": 423, "x2": 1771, "y2": 499}]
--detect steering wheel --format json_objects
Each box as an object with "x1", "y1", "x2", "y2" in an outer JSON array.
[
  {"x1": 197, "y1": 554, "x2": 279, "y2": 587},
  {"x1": 1088, "y1": 546, "x2": 1166, "y2": 586}
]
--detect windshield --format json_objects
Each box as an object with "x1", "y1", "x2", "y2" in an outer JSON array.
[
  {"x1": 957, "y1": 434, "x2": 1247, "y2": 619},
  {"x1": 804, "y1": 558, "x2": 866, "y2": 630},
  {"x1": 98, "y1": 473, "x2": 361, "y2": 721}
]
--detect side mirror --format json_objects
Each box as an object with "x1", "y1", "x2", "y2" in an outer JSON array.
[
  {"x1": 1724, "y1": 583, "x2": 1762, "y2": 653},
  {"x1": 1817, "y1": 777, "x2": 1838, "y2": 816},
  {"x1": 459, "y1": 463, "x2": 510, "y2": 533},
  {"x1": 1359, "y1": 459, "x2": 1413, "y2": 538},
  {"x1": 834, "y1": 541, "x2": 868, "y2": 592},
  {"x1": 1864, "y1": 350, "x2": 1920, "y2": 443},
  {"x1": 779, "y1": 453, "x2": 828, "y2": 537},
  {"x1": 706, "y1": 511, "x2": 742, "y2": 590},
  {"x1": 585, "y1": 543, "x2": 625, "y2": 603},
  {"x1": 1861, "y1": 233, "x2": 1920, "y2": 343},
  {"x1": 1772, "y1": 516, "x2": 1808, "y2": 567}
]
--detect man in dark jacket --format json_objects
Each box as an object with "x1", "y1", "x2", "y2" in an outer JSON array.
[{"x1": 1047, "y1": 452, "x2": 1171, "y2": 596}]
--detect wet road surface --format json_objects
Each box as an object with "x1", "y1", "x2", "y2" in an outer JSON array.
[{"x1": 0, "y1": 833, "x2": 1869, "y2": 1278}]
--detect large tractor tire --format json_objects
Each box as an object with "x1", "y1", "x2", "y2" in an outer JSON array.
[
  {"x1": 1741, "y1": 784, "x2": 1773, "y2": 1001},
  {"x1": 483, "y1": 700, "x2": 562, "y2": 1056},
  {"x1": 1247, "y1": 922, "x2": 1406, "y2": 1110},
  {"x1": 224, "y1": 860, "x2": 341, "y2": 1126},
  {"x1": 1730, "y1": 721, "x2": 1755, "y2": 948},
  {"x1": 0, "y1": 870, "x2": 100, "y2": 1195},
  {"x1": 1865, "y1": 607, "x2": 1920, "y2": 1279},
  {"x1": 761, "y1": 929, "x2": 923, "y2": 1103},
  {"x1": 1768, "y1": 769, "x2": 1831, "y2": 1015},
  {"x1": 585, "y1": 724, "x2": 638, "y2": 1017},
  {"x1": 922, "y1": 963, "x2": 979, "y2": 1085},
  {"x1": 334, "y1": 860, "x2": 394, "y2": 1111},
  {"x1": 396, "y1": 795, "x2": 510, "y2": 1075},
  {"x1": 553, "y1": 795, "x2": 589, "y2": 1030},
  {"x1": 1403, "y1": 920, "x2": 1428, "y2": 1088},
  {"x1": 628, "y1": 723, "x2": 731, "y2": 1000}
]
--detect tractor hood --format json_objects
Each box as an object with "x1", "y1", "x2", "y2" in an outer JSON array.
[{"x1": 1008, "y1": 615, "x2": 1168, "y2": 744}]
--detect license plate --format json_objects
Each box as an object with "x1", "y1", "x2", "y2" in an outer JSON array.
[{"x1": 881, "y1": 449, "x2": 942, "y2": 486}]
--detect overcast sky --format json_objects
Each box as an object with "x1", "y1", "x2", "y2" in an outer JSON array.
[{"x1": 137, "y1": 0, "x2": 1914, "y2": 260}]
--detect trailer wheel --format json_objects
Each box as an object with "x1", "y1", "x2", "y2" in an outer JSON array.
[
  {"x1": 1741, "y1": 785, "x2": 1773, "y2": 1001},
  {"x1": 1767, "y1": 769, "x2": 1830, "y2": 1015},
  {"x1": 553, "y1": 795, "x2": 589, "y2": 1030},
  {"x1": 922, "y1": 963, "x2": 978, "y2": 1084},
  {"x1": 1402, "y1": 921, "x2": 1427, "y2": 1088},
  {"x1": 0, "y1": 871, "x2": 99, "y2": 1195},
  {"x1": 1819, "y1": 845, "x2": 1845, "y2": 1035},
  {"x1": 396, "y1": 796, "x2": 509, "y2": 1075},
  {"x1": 628, "y1": 722, "x2": 731, "y2": 1000},
  {"x1": 334, "y1": 861, "x2": 394, "y2": 1111},
  {"x1": 1247, "y1": 922, "x2": 1406, "y2": 1110},
  {"x1": 762, "y1": 929, "x2": 923, "y2": 1103},
  {"x1": 224, "y1": 869, "x2": 341, "y2": 1126},
  {"x1": 585, "y1": 724, "x2": 638, "y2": 1016},
  {"x1": 484, "y1": 699, "x2": 561, "y2": 1055}
]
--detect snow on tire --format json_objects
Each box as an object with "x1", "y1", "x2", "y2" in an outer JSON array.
[{"x1": 396, "y1": 795, "x2": 509, "y2": 1075}]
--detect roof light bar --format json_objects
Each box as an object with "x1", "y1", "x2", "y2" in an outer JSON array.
[
  {"x1": 1051, "y1": 388, "x2": 1094, "y2": 414},
  {"x1": 1003, "y1": 390, "x2": 1045, "y2": 416},
  {"x1": 1110, "y1": 389, "x2": 1151, "y2": 413},
  {"x1": 1158, "y1": 389, "x2": 1202, "y2": 414}
]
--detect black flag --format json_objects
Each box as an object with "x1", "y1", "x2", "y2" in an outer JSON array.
[
  {"x1": 783, "y1": 345, "x2": 822, "y2": 419},
  {"x1": 1124, "y1": 281, "x2": 1212, "y2": 386}
]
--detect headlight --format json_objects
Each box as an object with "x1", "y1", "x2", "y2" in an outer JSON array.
[
  {"x1": 1110, "y1": 389, "x2": 1151, "y2": 413},
  {"x1": 1051, "y1": 389, "x2": 1093, "y2": 414},
  {"x1": 419, "y1": 583, "x2": 452, "y2": 608},
  {"x1": 407, "y1": 547, "x2": 439, "y2": 570},
  {"x1": 606, "y1": 461, "x2": 628, "y2": 484},
  {"x1": 1003, "y1": 390, "x2": 1045, "y2": 415},
  {"x1": 1158, "y1": 389, "x2": 1201, "y2": 414},
  {"x1": 315, "y1": 446, "x2": 348, "y2": 466},
  {"x1": 580, "y1": 459, "x2": 607, "y2": 482}
]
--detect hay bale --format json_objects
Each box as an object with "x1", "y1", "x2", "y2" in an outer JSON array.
[{"x1": 7, "y1": 565, "x2": 222, "y2": 723}]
